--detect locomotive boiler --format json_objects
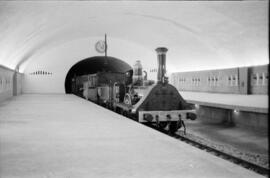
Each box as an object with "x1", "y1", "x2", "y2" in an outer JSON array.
[{"x1": 74, "y1": 47, "x2": 196, "y2": 133}]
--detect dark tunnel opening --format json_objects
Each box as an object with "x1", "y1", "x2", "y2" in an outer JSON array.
[{"x1": 65, "y1": 56, "x2": 133, "y2": 94}]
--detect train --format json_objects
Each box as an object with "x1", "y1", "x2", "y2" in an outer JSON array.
[{"x1": 72, "y1": 47, "x2": 196, "y2": 133}]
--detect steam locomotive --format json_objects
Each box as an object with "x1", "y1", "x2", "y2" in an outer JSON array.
[{"x1": 72, "y1": 47, "x2": 196, "y2": 133}]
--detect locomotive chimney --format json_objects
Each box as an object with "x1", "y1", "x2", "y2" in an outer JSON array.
[{"x1": 155, "y1": 47, "x2": 168, "y2": 83}]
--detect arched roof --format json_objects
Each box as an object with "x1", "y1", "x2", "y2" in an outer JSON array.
[
  {"x1": 67, "y1": 56, "x2": 132, "y2": 76},
  {"x1": 0, "y1": 1, "x2": 268, "y2": 73}
]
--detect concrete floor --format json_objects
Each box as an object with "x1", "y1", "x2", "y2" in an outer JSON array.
[{"x1": 0, "y1": 94, "x2": 265, "y2": 178}]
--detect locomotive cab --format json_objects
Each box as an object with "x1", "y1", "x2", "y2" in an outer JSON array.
[{"x1": 122, "y1": 85, "x2": 140, "y2": 105}]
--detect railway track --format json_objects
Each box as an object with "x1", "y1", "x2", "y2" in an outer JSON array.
[
  {"x1": 100, "y1": 103, "x2": 269, "y2": 176},
  {"x1": 146, "y1": 124, "x2": 269, "y2": 177}
]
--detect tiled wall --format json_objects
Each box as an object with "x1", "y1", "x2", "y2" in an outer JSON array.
[
  {"x1": 0, "y1": 66, "x2": 13, "y2": 102},
  {"x1": 0, "y1": 65, "x2": 23, "y2": 102},
  {"x1": 192, "y1": 105, "x2": 268, "y2": 131},
  {"x1": 171, "y1": 64, "x2": 268, "y2": 95},
  {"x1": 249, "y1": 65, "x2": 268, "y2": 94}
]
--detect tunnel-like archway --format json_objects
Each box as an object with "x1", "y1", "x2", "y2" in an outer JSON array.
[{"x1": 65, "y1": 56, "x2": 133, "y2": 93}]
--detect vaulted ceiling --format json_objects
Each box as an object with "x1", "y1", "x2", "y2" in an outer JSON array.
[{"x1": 0, "y1": 1, "x2": 268, "y2": 73}]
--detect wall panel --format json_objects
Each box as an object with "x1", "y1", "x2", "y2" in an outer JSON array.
[
  {"x1": 0, "y1": 65, "x2": 23, "y2": 102},
  {"x1": 0, "y1": 65, "x2": 13, "y2": 102},
  {"x1": 171, "y1": 64, "x2": 268, "y2": 95}
]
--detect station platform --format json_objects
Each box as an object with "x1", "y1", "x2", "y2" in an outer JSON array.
[
  {"x1": 0, "y1": 94, "x2": 265, "y2": 178},
  {"x1": 179, "y1": 91, "x2": 268, "y2": 169},
  {"x1": 180, "y1": 91, "x2": 268, "y2": 131},
  {"x1": 180, "y1": 91, "x2": 268, "y2": 113}
]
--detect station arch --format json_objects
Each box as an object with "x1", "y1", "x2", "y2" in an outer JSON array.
[{"x1": 65, "y1": 56, "x2": 132, "y2": 93}]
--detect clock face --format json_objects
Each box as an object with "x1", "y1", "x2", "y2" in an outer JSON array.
[{"x1": 95, "y1": 40, "x2": 106, "y2": 53}]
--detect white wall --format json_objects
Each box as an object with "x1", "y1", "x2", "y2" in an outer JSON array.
[
  {"x1": 16, "y1": 72, "x2": 23, "y2": 95},
  {"x1": 22, "y1": 37, "x2": 157, "y2": 94}
]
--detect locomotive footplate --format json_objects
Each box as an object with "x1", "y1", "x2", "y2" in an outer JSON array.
[
  {"x1": 114, "y1": 102, "x2": 133, "y2": 111},
  {"x1": 138, "y1": 110, "x2": 196, "y2": 123}
]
